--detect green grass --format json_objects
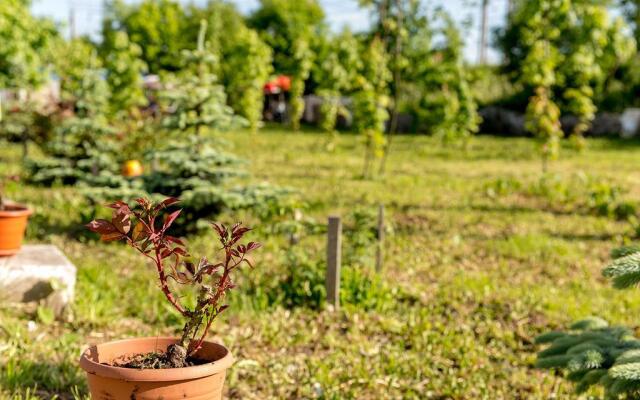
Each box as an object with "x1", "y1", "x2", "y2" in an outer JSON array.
[{"x1": 1, "y1": 128, "x2": 640, "y2": 399}]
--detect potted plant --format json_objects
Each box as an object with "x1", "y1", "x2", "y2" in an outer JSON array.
[
  {"x1": 82, "y1": 197, "x2": 260, "y2": 399},
  {"x1": 0, "y1": 175, "x2": 32, "y2": 256}
]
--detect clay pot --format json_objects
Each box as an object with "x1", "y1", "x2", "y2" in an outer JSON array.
[
  {"x1": 79, "y1": 337, "x2": 233, "y2": 400},
  {"x1": 0, "y1": 203, "x2": 32, "y2": 256}
]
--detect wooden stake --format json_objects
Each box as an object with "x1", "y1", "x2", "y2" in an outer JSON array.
[
  {"x1": 326, "y1": 216, "x2": 342, "y2": 309},
  {"x1": 376, "y1": 204, "x2": 385, "y2": 272}
]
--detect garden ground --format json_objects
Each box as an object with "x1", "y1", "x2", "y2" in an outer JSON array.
[{"x1": 1, "y1": 128, "x2": 640, "y2": 399}]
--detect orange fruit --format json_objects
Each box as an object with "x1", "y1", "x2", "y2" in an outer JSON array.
[{"x1": 122, "y1": 160, "x2": 143, "y2": 177}]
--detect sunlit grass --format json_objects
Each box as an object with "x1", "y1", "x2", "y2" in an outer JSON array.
[{"x1": 1, "y1": 129, "x2": 640, "y2": 399}]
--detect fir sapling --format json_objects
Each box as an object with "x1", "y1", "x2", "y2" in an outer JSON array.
[{"x1": 535, "y1": 245, "x2": 640, "y2": 398}]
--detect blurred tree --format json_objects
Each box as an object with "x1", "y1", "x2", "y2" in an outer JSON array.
[
  {"x1": 53, "y1": 39, "x2": 109, "y2": 118},
  {"x1": 101, "y1": 30, "x2": 148, "y2": 116},
  {"x1": 0, "y1": 0, "x2": 57, "y2": 158},
  {"x1": 0, "y1": 0, "x2": 55, "y2": 92},
  {"x1": 101, "y1": 0, "x2": 189, "y2": 73},
  {"x1": 359, "y1": 0, "x2": 411, "y2": 170},
  {"x1": 159, "y1": 21, "x2": 240, "y2": 137},
  {"x1": 192, "y1": 1, "x2": 273, "y2": 133},
  {"x1": 361, "y1": 1, "x2": 479, "y2": 171},
  {"x1": 248, "y1": 0, "x2": 324, "y2": 130},
  {"x1": 497, "y1": 0, "x2": 634, "y2": 153},
  {"x1": 28, "y1": 39, "x2": 120, "y2": 186},
  {"x1": 313, "y1": 29, "x2": 361, "y2": 136},
  {"x1": 408, "y1": 12, "x2": 480, "y2": 145},
  {"x1": 352, "y1": 38, "x2": 391, "y2": 178}
]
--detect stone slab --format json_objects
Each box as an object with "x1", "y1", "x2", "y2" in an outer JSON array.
[{"x1": 0, "y1": 244, "x2": 76, "y2": 316}]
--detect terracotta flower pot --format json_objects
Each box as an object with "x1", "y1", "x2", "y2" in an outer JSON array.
[
  {"x1": 79, "y1": 337, "x2": 234, "y2": 400},
  {"x1": 0, "y1": 203, "x2": 32, "y2": 256}
]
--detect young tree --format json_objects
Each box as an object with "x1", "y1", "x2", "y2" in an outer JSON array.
[
  {"x1": 102, "y1": 30, "x2": 148, "y2": 116},
  {"x1": 410, "y1": 12, "x2": 480, "y2": 144},
  {"x1": 248, "y1": 0, "x2": 324, "y2": 130},
  {"x1": 159, "y1": 21, "x2": 239, "y2": 137},
  {"x1": 314, "y1": 29, "x2": 361, "y2": 136},
  {"x1": 498, "y1": 0, "x2": 634, "y2": 162},
  {"x1": 53, "y1": 39, "x2": 109, "y2": 117},
  {"x1": 193, "y1": 1, "x2": 273, "y2": 133},
  {"x1": 0, "y1": 0, "x2": 55, "y2": 93},
  {"x1": 28, "y1": 39, "x2": 120, "y2": 186},
  {"x1": 352, "y1": 38, "x2": 391, "y2": 179},
  {"x1": 0, "y1": 0, "x2": 57, "y2": 157},
  {"x1": 101, "y1": 0, "x2": 189, "y2": 73}
]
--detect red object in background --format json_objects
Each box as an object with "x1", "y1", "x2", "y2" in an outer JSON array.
[
  {"x1": 264, "y1": 82, "x2": 279, "y2": 94},
  {"x1": 276, "y1": 75, "x2": 291, "y2": 91},
  {"x1": 263, "y1": 75, "x2": 291, "y2": 94}
]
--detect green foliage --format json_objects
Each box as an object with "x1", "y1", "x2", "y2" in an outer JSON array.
[
  {"x1": 525, "y1": 87, "x2": 563, "y2": 169},
  {"x1": 501, "y1": 0, "x2": 635, "y2": 161},
  {"x1": 195, "y1": 2, "x2": 273, "y2": 133},
  {"x1": 248, "y1": 0, "x2": 324, "y2": 75},
  {"x1": 352, "y1": 38, "x2": 391, "y2": 178},
  {"x1": 411, "y1": 13, "x2": 479, "y2": 142},
  {"x1": 536, "y1": 245, "x2": 640, "y2": 398},
  {"x1": 26, "y1": 117, "x2": 123, "y2": 187},
  {"x1": 159, "y1": 21, "x2": 242, "y2": 136},
  {"x1": 0, "y1": 0, "x2": 56, "y2": 90},
  {"x1": 249, "y1": 0, "x2": 323, "y2": 131},
  {"x1": 314, "y1": 29, "x2": 361, "y2": 134},
  {"x1": 102, "y1": 0, "x2": 189, "y2": 73},
  {"x1": 101, "y1": 30, "x2": 148, "y2": 115},
  {"x1": 52, "y1": 39, "x2": 109, "y2": 118}
]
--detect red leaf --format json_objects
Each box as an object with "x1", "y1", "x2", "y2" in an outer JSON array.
[
  {"x1": 232, "y1": 227, "x2": 251, "y2": 238},
  {"x1": 101, "y1": 232, "x2": 124, "y2": 242},
  {"x1": 107, "y1": 200, "x2": 129, "y2": 211},
  {"x1": 112, "y1": 209, "x2": 131, "y2": 234},
  {"x1": 211, "y1": 222, "x2": 225, "y2": 237},
  {"x1": 173, "y1": 247, "x2": 188, "y2": 257},
  {"x1": 131, "y1": 223, "x2": 148, "y2": 241},
  {"x1": 163, "y1": 209, "x2": 182, "y2": 231},
  {"x1": 165, "y1": 235, "x2": 184, "y2": 246},
  {"x1": 86, "y1": 219, "x2": 117, "y2": 234},
  {"x1": 135, "y1": 198, "x2": 150, "y2": 208},
  {"x1": 184, "y1": 261, "x2": 195, "y2": 275},
  {"x1": 155, "y1": 197, "x2": 180, "y2": 211},
  {"x1": 247, "y1": 242, "x2": 261, "y2": 251}
]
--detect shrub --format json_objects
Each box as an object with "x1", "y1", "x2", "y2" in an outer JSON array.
[{"x1": 536, "y1": 246, "x2": 640, "y2": 398}]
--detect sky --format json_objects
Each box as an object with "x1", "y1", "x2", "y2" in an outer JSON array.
[{"x1": 30, "y1": 0, "x2": 510, "y2": 64}]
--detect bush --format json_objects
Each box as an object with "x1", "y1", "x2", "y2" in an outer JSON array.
[{"x1": 536, "y1": 246, "x2": 640, "y2": 398}]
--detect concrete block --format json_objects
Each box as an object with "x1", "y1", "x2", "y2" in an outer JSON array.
[{"x1": 0, "y1": 244, "x2": 76, "y2": 316}]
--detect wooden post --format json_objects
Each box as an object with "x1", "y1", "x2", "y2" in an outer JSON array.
[
  {"x1": 326, "y1": 216, "x2": 342, "y2": 309},
  {"x1": 376, "y1": 204, "x2": 384, "y2": 272}
]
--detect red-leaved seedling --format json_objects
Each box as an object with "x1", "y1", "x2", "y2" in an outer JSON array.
[{"x1": 86, "y1": 197, "x2": 260, "y2": 368}]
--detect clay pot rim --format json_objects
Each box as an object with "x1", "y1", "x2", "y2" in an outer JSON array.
[
  {"x1": 0, "y1": 202, "x2": 32, "y2": 217},
  {"x1": 79, "y1": 336, "x2": 234, "y2": 382}
]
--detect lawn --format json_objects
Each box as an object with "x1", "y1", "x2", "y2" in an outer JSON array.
[{"x1": 1, "y1": 128, "x2": 640, "y2": 399}]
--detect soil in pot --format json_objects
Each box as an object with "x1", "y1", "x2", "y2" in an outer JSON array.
[
  {"x1": 108, "y1": 344, "x2": 209, "y2": 369},
  {"x1": 0, "y1": 203, "x2": 32, "y2": 256}
]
